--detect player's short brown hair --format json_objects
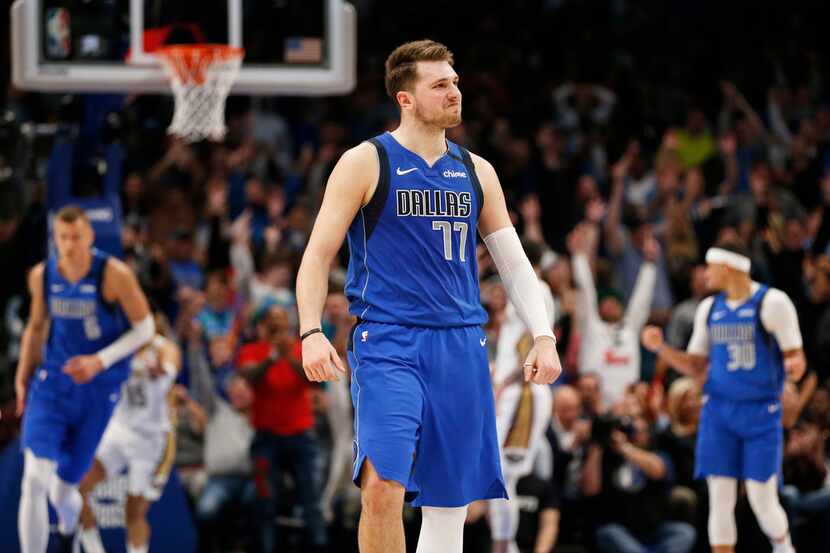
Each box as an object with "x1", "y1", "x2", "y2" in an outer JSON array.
[
  {"x1": 714, "y1": 238, "x2": 749, "y2": 259},
  {"x1": 385, "y1": 39, "x2": 454, "y2": 101},
  {"x1": 54, "y1": 205, "x2": 89, "y2": 225}
]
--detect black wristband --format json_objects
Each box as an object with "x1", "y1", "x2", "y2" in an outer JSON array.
[{"x1": 300, "y1": 328, "x2": 323, "y2": 341}]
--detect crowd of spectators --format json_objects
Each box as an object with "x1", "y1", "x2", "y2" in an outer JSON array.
[{"x1": 2, "y1": 1, "x2": 830, "y2": 552}]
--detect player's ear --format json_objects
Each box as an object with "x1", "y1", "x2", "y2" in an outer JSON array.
[
  {"x1": 86, "y1": 221, "x2": 96, "y2": 245},
  {"x1": 397, "y1": 90, "x2": 413, "y2": 111}
]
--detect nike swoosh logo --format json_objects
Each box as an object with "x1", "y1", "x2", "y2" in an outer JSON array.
[
  {"x1": 480, "y1": 337, "x2": 487, "y2": 346},
  {"x1": 396, "y1": 167, "x2": 418, "y2": 175}
]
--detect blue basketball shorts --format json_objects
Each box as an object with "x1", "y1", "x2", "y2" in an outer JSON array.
[
  {"x1": 695, "y1": 394, "x2": 782, "y2": 482},
  {"x1": 347, "y1": 321, "x2": 507, "y2": 507},
  {"x1": 21, "y1": 368, "x2": 122, "y2": 484}
]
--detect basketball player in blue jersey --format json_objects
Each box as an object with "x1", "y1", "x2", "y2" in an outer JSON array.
[
  {"x1": 14, "y1": 205, "x2": 155, "y2": 553},
  {"x1": 296, "y1": 40, "x2": 563, "y2": 553},
  {"x1": 641, "y1": 240, "x2": 805, "y2": 553}
]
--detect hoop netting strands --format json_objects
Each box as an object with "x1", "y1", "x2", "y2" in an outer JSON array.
[{"x1": 156, "y1": 45, "x2": 244, "y2": 142}]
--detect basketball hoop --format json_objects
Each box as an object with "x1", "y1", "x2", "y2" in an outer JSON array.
[{"x1": 156, "y1": 44, "x2": 244, "y2": 142}]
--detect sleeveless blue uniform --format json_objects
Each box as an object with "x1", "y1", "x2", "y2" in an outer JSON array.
[
  {"x1": 21, "y1": 249, "x2": 132, "y2": 483},
  {"x1": 345, "y1": 133, "x2": 505, "y2": 507},
  {"x1": 695, "y1": 285, "x2": 785, "y2": 482}
]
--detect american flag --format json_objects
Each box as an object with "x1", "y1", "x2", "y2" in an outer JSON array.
[{"x1": 285, "y1": 37, "x2": 323, "y2": 64}]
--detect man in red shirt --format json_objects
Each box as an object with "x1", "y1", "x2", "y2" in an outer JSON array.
[{"x1": 237, "y1": 305, "x2": 327, "y2": 553}]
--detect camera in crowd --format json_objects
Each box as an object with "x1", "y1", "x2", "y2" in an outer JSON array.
[{"x1": 590, "y1": 414, "x2": 636, "y2": 447}]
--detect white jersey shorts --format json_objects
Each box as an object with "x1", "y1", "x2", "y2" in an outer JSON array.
[{"x1": 96, "y1": 421, "x2": 175, "y2": 501}]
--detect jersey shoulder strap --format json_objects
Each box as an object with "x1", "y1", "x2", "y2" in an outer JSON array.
[
  {"x1": 456, "y1": 145, "x2": 484, "y2": 218},
  {"x1": 364, "y1": 138, "x2": 391, "y2": 241},
  {"x1": 755, "y1": 285, "x2": 773, "y2": 345},
  {"x1": 92, "y1": 249, "x2": 117, "y2": 312},
  {"x1": 705, "y1": 293, "x2": 722, "y2": 325}
]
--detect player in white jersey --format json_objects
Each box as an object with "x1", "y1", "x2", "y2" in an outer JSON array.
[
  {"x1": 490, "y1": 241, "x2": 555, "y2": 553},
  {"x1": 569, "y1": 223, "x2": 657, "y2": 407},
  {"x1": 77, "y1": 327, "x2": 181, "y2": 553}
]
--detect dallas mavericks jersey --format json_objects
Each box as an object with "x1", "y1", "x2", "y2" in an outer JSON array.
[
  {"x1": 44, "y1": 248, "x2": 131, "y2": 384},
  {"x1": 706, "y1": 285, "x2": 784, "y2": 402},
  {"x1": 345, "y1": 132, "x2": 488, "y2": 327}
]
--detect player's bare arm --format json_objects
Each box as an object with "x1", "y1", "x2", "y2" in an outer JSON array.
[
  {"x1": 474, "y1": 153, "x2": 562, "y2": 386},
  {"x1": 297, "y1": 142, "x2": 377, "y2": 382},
  {"x1": 63, "y1": 258, "x2": 154, "y2": 384},
  {"x1": 15, "y1": 263, "x2": 48, "y2": 415},
  {"x1": 150, "y1": 337, "x2": 181, "y2": 379},
  {"x1": 641, "y1": 326, "x2": 708, "y2": 379},
  {"x1": 782, "y1": 348, "x2": 806, "y2": 382}
]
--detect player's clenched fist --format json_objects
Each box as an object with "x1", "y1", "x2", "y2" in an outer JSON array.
[
  {"x1": 641, "y1": 325, "x2": 664, "y2": 353},
  {"x1": 523, "y1": 336, "x2": 562, "y2": 385},
  {"x1": 302, "y1": 332, "x2": 347, "y2": 382}
]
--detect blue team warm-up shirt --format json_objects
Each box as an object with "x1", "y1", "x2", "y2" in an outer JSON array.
[
  {"x1": 705, "y1": 285, "x2": 784, "y2": 402},
  {"x1": 345, "y1": 132, "x2": 488, "y2": 327},
  {"x1": 22, "y1": 248, "x2": 133, "y2": 482}
]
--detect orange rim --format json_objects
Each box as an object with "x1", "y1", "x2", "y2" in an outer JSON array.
[{"x1": 156, "y1": 44, "x2": 244, "y2": 85}]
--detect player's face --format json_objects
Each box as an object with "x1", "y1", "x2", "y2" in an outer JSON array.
[
  {"x1": 54, "y1": 219, "x2": 94, "y2": 264},
  {"x1": 704, "y1": 263, "x2": 728, "y2": 290},
  {"x1": 408, "y1": 61, "x2": 462, "y2": 129}
]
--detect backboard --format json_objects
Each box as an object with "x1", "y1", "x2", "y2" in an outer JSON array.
[{"x1": 11, "y1": 0, "x2": 356, "y2": 95}]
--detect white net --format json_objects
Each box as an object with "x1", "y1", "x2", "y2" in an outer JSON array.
[{"x1": 157, "y1": 46, "x2": 244, "y2": 143}]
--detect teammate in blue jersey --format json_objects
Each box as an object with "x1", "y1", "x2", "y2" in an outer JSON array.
[
  {"x1": 641, "y1": 240, "x2": 805, "y2": 553},
  {"x1": 296, "y1": 40, "x2": 563, "y2": 553},
  {"x1": 14, "y1": 205, "x2": 155, "y2": 553}
]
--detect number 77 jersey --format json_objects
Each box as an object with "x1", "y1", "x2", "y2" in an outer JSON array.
[
  {"x1": 705, "y1": 285, "x2": 785, "y2": 402},
  {"x1": 344, "y1": 132, "x2": 488, "y2": 327}
]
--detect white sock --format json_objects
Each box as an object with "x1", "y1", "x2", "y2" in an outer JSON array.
[
  {"x1": 127, "y1": 544, "x2": 149, "y2": 553},
  {"x1": 19, "y1": 450, "x2": 55, "y2": 553},
  {"x1": 48, "y1": 477, "x2": 82, "y2": 535},
  {"x1": 80, "y1": 527, "x2": 106, "y2": 553},
  {"x1": 416, "y1": 506, "x2": 468, "y2": 553}
]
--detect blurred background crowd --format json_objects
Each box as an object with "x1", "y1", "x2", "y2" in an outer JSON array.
[{"x1": 2, "y1": 1, "x2": 830, "y2": 552}]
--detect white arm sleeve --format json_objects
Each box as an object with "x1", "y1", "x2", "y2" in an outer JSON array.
[
  {"x1": 760, "y1": 288, "x2": 803, "y2": 351},
  {"x1": 484, "y1": 227, "x2": 555, "y2": 340},
  {"x1": 97, "y1": 315, "x2": 156, "y2": 369},
  {"x1": 686, "y1": 297, "x2": 714, "y2": 356}
]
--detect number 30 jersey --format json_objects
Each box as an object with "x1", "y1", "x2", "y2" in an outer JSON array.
[
  {"x1": 44, "y1": 248, "x2": 131, "y2": 384},
  {"x1": 705, "y1": 285, "x2": 784, "y2": 402},
  {"x1": 344, "y1": 132, "x2": 488, "y2": 327}
]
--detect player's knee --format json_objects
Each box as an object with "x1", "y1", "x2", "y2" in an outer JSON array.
[
  {"x1": 21, "y1": 451, "x2": 55, "y2": 496},
  {"x1": 745, "y1": 477, "x2": 779, "y2": 509},
  {"x1": 360, "y1": 476, "x2": 404, "y2": 518},
  {"x1": 746, "y1": 477, "x2": 788, "y2": 536},
  {"x1": 48, "y1": 477, "x2": 80, "y2": 508}
]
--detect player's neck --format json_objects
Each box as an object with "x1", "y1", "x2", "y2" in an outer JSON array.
[
  {"x1": 58, "y1": 252, "x2": 93, "y2": 283},
  {"x1": 723, "y1": 276, "x2": 752, "y2": 302},
  {"x1": 391, "y1": 121, "x2": 448, "y2": 165}
]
